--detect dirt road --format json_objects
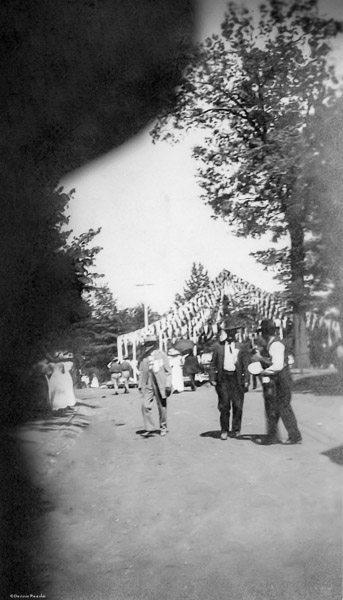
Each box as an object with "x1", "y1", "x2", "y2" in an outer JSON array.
[{"x1": 19, "y1": 379, "x2": 342, "y2": 600}]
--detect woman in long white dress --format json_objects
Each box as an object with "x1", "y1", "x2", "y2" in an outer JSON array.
[
  {"x1": 90, "y1": 373, "x2": 99, "y2": 388},
  {"x1": 48, "y1": 353, "x2": 76, "y2": 410},
  {"x1": 168, "y1": 349, "x2": 184, "y2": 393}
]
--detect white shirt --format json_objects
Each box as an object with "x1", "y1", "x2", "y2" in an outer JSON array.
[
  {"x1": 148, "y1": 354, "x2": 164, "y2": 374},
  {"x1": 223, "y1": 342, "x2": 239, "y2": 372},
  {"x1": 264, "y1": 338, "x2": 285, "y2": 373}
]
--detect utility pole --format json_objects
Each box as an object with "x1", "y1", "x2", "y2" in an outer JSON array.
[{"x1": 135, "y1": 283, "x2": 155, "y2": 328}]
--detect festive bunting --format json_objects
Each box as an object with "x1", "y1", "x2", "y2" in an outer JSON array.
[{"x1": 116, "y1": 270, "x2": 341, "y2": 359}]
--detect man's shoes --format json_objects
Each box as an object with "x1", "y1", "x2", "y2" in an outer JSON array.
[
  {"x1": 283, "y1": 436, "x2": 302, "y2": 445},
  {"x1": 259, "y1": 436, "x2": 280, "y2": 445},
  {"x1": 141, "y1": 431, "x2": 154, "y2": 438},
  {"x1": 220, "y1": 431, "x2": 228, "y2": 440},
  {"x1": 160, "y1": 428, "x2": 168, "y2": 437},
  {"x1": 229, "y1": 431, "x2": 240, "y2": 438}
]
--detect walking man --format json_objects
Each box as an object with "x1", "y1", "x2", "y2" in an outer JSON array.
[
  {"x1": 255, "y1": 320, "x2": 302, "y2": 445},
  {"x1": 138, "y1": 336, "x2": 172, "y2": 437},
  {"x1": 107, "y1": 358, "x2": 122, "y2": 395},
  {"x1": 210, "y1": 321, "x2": 250, "y2": 440},
  {"x1": 120, "y1": 356, "x2": 133, "y2": 394}
]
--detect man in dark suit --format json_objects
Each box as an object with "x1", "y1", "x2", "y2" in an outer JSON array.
[{"x1": 210, "y1": 322, "x2": 250, "y2": 440}]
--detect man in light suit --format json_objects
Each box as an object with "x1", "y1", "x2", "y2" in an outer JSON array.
[
  {"x1": 138, "y1": 336, "x2": 172, "y2": 437},
  {"x1": 210, "y1": 321, "x2": 250, "y2": 440}
]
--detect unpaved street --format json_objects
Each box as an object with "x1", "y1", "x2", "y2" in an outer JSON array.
[{"x1": 21, "y1": 379, "x2": 342, "y2": 600}]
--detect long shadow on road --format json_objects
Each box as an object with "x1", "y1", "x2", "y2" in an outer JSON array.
[
  {"x1": 200, "y1": 431, "x2": 267, "y2": 444},
  {"x1": 200, "y1": 430, "x2": 222, "y2": 439},
  {"x1": 322, "y1": 445, "x2": 343, "y2": 466}
]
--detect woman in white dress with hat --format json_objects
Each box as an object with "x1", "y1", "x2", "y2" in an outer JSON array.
[
  {"x1": 168, "y1": 348, "x2": 184, "y2": 393},
  {"x1": 47, "y1": 352, "x2": 76, "y2": 410}
]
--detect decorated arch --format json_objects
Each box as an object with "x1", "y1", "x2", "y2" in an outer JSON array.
[{"x1": 117, "y1": 270, "x2": 341, "y2": 361}]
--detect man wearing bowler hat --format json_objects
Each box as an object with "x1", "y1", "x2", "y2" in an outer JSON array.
[
  {"x1": 210, "y1": 318, "x2": 250, "y2": 440},
  {"x1": 138, "y1": 335, "x2": 172, "y2": 437}
]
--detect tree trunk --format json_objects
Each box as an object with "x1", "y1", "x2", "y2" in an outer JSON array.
[
  {"x1": 293, "y1": 309, "x2": 310, "y2": 370},
  {"x1": 288, "y1": 216, "x2": 311, "y2": 369}
]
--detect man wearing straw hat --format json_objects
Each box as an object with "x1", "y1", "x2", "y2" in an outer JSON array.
[
  {"x1": 210, "y1": 318, "x2": 250, "y2": 440},
  {"x1": 138, "y1": 335, "x2": 172, "y2": 437}
]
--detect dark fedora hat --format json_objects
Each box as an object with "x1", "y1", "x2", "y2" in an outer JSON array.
[{"x1": 259, "y1": 319, "x2": 276, "y2": 335}]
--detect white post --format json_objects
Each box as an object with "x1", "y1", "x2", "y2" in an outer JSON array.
[
  {"x1": 144, "y1": 293, "x2": 148, "y2": 329},
  {"x1": 136, "y1": 283, "x2": 155, "y2": 329},
  {"x1": 132, "y1": 338, "x2": 138, "y2": 383},
  {"x1": 117, "y1": 336, "x2": 123, "y2": 361}
]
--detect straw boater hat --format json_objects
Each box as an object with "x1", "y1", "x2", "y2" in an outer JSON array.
[{"x1": 168, "y1": 348, "x2": 181, "y2": 356}]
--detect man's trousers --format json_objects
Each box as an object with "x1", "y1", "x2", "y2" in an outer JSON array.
[
  {"x1": 262, "y1": 380, "x2": 280, "y2": 438},
  {"x1": 141, "y1": 378, "x2": 167, "y2": 432},
  {"x1": 216, "y1": 372, "x2": 244, "y2": 434},
  {"x1": 263, "y1": 369, "x2": 301, "y2": 440}
]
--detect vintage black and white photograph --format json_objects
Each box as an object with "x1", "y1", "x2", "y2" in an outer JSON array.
[{"x1": 1, "y1": 0, "x2": 343, "y2": 598}]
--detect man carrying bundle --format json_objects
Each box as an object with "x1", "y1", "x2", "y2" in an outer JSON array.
[{"x1": 254, "y1": 320, "x2": 302, "y2": 445}]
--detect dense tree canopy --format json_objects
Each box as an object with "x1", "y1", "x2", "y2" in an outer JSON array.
[
  {"x1": 302, "y1": 97, "x2": 343, "y2": 315},
  {"x1": 0, "y1": 2, "x2": 195, "y2": 594},
  {"x1": 73, "y1": 287, "x2": 162, "y2": 381},
  {"x1": 118, "y1": 304, "x2": 161, "y2": 334},
  {"x1": 0, "y1": 0, "x2": 194, "y2": 415},
  {"x1": 152, "y1": 0, "x2": 343, "y2": 367},
  {"x1": 73, "y1": 284, "x2": 120, "y2": 380}
]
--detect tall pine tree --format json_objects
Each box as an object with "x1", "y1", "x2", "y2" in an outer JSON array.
[{"x1": 174, "y1": 262, "x2": 210, "y2": 306}]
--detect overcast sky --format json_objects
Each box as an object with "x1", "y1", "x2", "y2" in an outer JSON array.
[{"x1": 62, "y1": 0, "x2": 343, "y2": 313}]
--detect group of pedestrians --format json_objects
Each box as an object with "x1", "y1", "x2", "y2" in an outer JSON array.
[
  {"x1": 33, "y1": 351, "x2": 77, "y2": 411},
  {"x1": 167, "y1": 349, "x2": 203, "y2": 393},
  {"x1": 107, "y1": 357, "x2": 136, "y2": 394},
  {"x1": 32, "y1": 317, "x2": 302, "y2": 445},
  {"x1": 136, "y1": 319, "x2": 302, "y2": 446},
  {"x1": 211, "y1": 318, "x2": 302, "y2": 445}
]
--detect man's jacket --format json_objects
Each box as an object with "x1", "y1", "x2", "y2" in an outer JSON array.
[
  {"x1": 138, "y1": 349, "x2": 172, "y2": 399},
  {"x1": 184, "y1": 354, "x2": 202, "y2": 375},
  {"x1": 120, "y1": 360, "x2": 133, "y2": 376},
  {"x1": 108, "y1": 362, "x2": 122, "y2": 374},
  {"x1": 210, "y1": 342, "x2": 250, "y2": 391}
]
